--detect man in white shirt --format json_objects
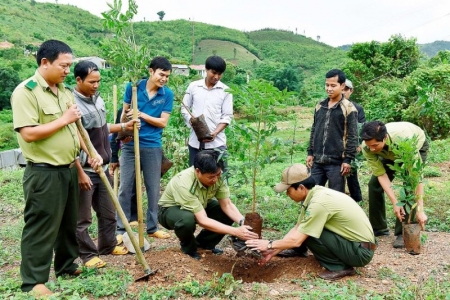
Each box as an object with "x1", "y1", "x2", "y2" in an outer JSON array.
[{"x1": 181, "y1": 56, "x2": 233, "y2": 166}]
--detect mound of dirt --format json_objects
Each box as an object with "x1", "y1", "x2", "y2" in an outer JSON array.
[{"x1": 99, "y1": 231, "x2": 450, "y2": 295}]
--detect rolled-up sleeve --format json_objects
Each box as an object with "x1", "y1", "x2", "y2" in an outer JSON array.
[
  {"x1": 219, "y1": 92, "x2": 233, "y2": 124},
  {"x1": 181, "y1": 85, "x2": 193, "y2": 127}
]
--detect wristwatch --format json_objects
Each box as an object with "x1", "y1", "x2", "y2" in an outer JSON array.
[{"x1": 267, "y1": 240, "x2": 273, "y2": 249}]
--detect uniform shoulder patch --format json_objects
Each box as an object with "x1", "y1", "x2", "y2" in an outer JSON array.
[{"x1": 25, "y1": 80, "x2": 37, "y2": 90}]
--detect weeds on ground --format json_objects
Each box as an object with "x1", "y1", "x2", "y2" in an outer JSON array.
[{"x1": 135, "y1": 273, "x2": 242, "y2": 299}]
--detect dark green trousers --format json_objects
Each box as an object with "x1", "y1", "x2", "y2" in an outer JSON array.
[
  {"x1": 20, "y1": 165, "x2": 79, "y2": 292},
  {"x1": 305, "y1": 229, "x2": 374, "y2": 271},
  {"x1": 158, "y1": 199, "x2": 233, "y2": 254},
  {"x1": 368, "y1": 164, "x2": 404, "y2": 236},
  {"x1": 368, "y1": 140, "x2": 429, "y2": 236}
]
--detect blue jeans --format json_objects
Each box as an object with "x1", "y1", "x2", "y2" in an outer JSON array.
[
  {"x1": 311, "y1": 163, "x2": 345, "y2": 193},
  {"x1": 117, "y1": 145, "x2": 162, "y2": 234}
]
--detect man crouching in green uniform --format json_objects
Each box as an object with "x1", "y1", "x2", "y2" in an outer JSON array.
[
  {"x1": 11, "y1": 40, "x2": 101, "y2": 296},
  {"x1": 158, "y1": 150, "x2": 258, "y2": 260},
  {"x1": 246, "y1": 163, "x2": 375, "y2": 281}
]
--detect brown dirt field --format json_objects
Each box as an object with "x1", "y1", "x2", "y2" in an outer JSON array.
[{"x1": 98, "y1": 230, "x2": 450, "y2": 297}]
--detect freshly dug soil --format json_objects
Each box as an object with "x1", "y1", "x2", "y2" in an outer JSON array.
[{"x1": 95, "y1": 231, "x2": 450, "y2": 297}]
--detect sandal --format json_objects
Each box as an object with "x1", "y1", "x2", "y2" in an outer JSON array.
[
  {"x1": 85, "y1": 257, "x2": 106, "y2": 268},
  {"x1": 31, "y1": 284, "x2": 53, "y2": 297},
  {"x1": 116, "y1": 234, "x2": 123, "y2": 245},
  {"x1": 147, "y1": 230, "x2": 170, "y2": 239},
  {"x1": 111, "y1": 246, "x2": 129, "y2": 255},
  {"x1": 129, "y1": 221, "x2": 139, "y2": 227}
]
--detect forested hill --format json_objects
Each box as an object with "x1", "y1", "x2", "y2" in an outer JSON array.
[{"x1": 0, "y1": 0, "x2": 346, "y2": 70}]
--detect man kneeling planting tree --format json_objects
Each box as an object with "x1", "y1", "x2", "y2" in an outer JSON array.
[
  {"x1": 158, "y1": 150, "x2": 258, "y2": 260},
  {"x1": 360, "y1": 121, "x2": 428, "y2": 250},
  {"x1": 246, "y1": 164, "x2": 375, "y2": 281}
]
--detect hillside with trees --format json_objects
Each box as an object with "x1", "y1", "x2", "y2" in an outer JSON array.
[
  {"x1": 1, "y1": 0, "x2": 450, "y2": 142},
  {"x1": 0, "y1": 0, "x2": 348, "y2": 110}
]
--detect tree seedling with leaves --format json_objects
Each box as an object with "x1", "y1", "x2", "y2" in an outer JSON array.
[
  {"x1": 101, "y1": 0, "x2": 151, "y2": 253},
  {"x1": 387, "y1": 135, "x2": 424, "y2": 224},
  {"x1": 230, "y1": 80, "x2": 289, "y2": 236}
]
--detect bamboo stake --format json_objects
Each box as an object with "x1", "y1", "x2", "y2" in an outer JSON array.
[
  {"x1": 132, "y1": 86, "x2": 144, "y2": 251},
  {"x1": 113, "y1": 85, "x2": 119, "y2": 197}
]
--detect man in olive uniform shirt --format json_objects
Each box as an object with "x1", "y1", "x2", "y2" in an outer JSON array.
[
  {"x1": 361, "y1": 121, "x2": 428, "y2": 248},
  {"x1": 158, "y1": 150, "x2": 258, "y2": 260},
  {"x1": 11, "y1": 40, "x2": 87, "y2": 296},
  {"x1": 246, "y1": 164, "x2": 375, "y2": 281}
]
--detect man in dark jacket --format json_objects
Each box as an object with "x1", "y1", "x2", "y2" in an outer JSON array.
[
  {"x1": 343, "y1": 79, "x2": 366, "y2": 202},
  {"x1": 306, "y1": 69, "x2": 358, "y2": 193}
]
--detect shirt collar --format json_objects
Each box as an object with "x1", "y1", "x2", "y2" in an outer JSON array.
[
  {"x1": 190, "y1": 166, "x2": 206, "y2": 194},
  {"x1": 35, "y1": 70, "x2": 67, "y2": 93},
  {"x1": 198, "y1": 79, "x2": 225, "y2": 90},
  {"x1": 383, "y1": 134, "x2": 393, "y2": 151},
  {"x1": 138, "y1": 78, "x2": 166, "y2": 96},
  {"x1": 73, "y1": 89, "x2": 100, "y2": 103}
]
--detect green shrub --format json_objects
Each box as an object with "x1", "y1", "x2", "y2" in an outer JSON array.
[
  {"x1": 0, "y1": 122, "x2": 18, "y2": 151},
  {"x1": 361, "y1": 78, "x2": 407, "y2": 122},
  {"x1": 402, "y1": 65, "x2": 450, "y2": 139}
]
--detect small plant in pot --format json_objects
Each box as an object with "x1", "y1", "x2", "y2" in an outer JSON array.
[
  {"x1": 229, "y1": 80, "x2": 289, "y2": 237},
  {"x1": 388, "y1": 135, "x2": 425, "y2": 255}
]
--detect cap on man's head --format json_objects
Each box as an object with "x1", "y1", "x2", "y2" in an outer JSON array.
[
  {"x1": 345, "y1": 79, "x2": 353, "y2": 90},
  {"x1": 274, "y1": 163, "x2": 310, "y2": 193}
]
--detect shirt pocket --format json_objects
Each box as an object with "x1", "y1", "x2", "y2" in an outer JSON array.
[{"x1": 41, "y1": 106, "x2": 61, "y2": 123}]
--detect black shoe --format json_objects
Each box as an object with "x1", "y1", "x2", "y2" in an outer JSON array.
[
  {"x1": 319, "y1": 268, "x2": 356, "y2": 281},
  {"x1": 374, "y1": 229, "x2": 390, "y2": 237},
  {"x1": 276, "y1": 249, "x2": 308, "y2": 258},
  {"x1": 228, "y1": 236, "x2": 247, "y2": 253},
  {"x1": 393, "y1": 235, "x2": 405, "y2": 248},
  {"x1": 199, "y1": 246, "x2": 224, "y2": 255},
  {"x1": 185, "y1": 251, "x2": 201, "y2": 260},
  {"x1": 210, "y1": 247, "x2": 224, "y2": 255}
]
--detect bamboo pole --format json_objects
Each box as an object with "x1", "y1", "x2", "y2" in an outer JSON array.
[
  {"x1": 132, "y1": 86, "x2": 144, "y2": 251},
  {"x1": 113, "y1": 85, "x2": 119, "y2": 197}
]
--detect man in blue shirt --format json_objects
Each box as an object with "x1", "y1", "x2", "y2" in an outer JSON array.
[{"x1": 116, "y1": 56, "x2": 174, "y2": 239}]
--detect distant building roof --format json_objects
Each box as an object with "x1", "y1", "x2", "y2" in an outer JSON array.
[
  {"x1": 190, "y1": 65, "x2": 205, "y2": 71},
  {"x1": 72, "y1": 56, "x2": 109, "y2": 69},
  {"x1": 172, "y1": 64, "x2": 189, "y2": 69},
  {"x1": 73, "y1": 56, "x2": 106, "y2": 63},
  {"x1": 0, "y1": 41, "x2": 14, "y2": 49}
]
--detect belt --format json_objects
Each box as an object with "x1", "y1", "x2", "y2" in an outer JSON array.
[
  {"x1": 360, "y1": 242, "x2": 377, "y2": 251},
  {"x1": 28, "y1": 162, "x2": 75, "y2": 169}
]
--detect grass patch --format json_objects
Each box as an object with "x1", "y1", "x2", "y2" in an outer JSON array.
[{"x1": 2, "y1": 106, "x2": 450, "y2": 299}]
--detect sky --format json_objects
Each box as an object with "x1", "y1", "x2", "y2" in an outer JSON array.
[{"x1": 38, "y1": 0, "x2": 450, "y2": 47}]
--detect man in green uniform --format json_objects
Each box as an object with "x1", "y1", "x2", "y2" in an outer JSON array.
[
  {"x1": 11, "y1": 40, "x2": 93, "y2": 296},
  {"x1": 158, "y1": 150, "x2": 258, "y2": 260},
  {"x1": 361, "y1": 121, "x2": 428, "y2": 248},
  {"x1": 246, "y1": 164, "x2": 375, "y2": 281}
]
